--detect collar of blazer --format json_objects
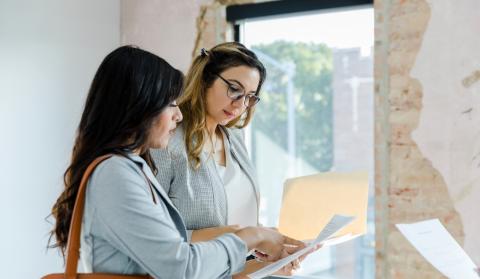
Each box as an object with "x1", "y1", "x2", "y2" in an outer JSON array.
[
  {"x1": 126, "y1": 153, "x2": 178, "y2": 211},
  {"x1": 127, "y1": 153, "x2": 189, "y2": 241}
]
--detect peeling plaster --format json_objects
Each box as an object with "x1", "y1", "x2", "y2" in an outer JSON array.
[{"x1": 462, "y1": 69, "x2": 480, "y2": 88}]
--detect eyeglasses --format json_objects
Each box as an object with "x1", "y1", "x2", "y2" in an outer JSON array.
[{"x1": 215, "y1": 74, "x2": 260, "y2": 108}]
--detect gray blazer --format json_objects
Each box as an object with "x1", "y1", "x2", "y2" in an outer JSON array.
[
  {"x1": 150, "y1": 125, "x2": 260, "y2": 240},
  {"x1": 82, "y1": 153, "x2": 247, "y2": 279}
]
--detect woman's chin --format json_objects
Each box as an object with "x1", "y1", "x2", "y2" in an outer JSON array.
[
  {"x1": 150, "y1": 138, "x2": 169, "y2": 149},
  {"x1": 219, "y1": 118, "x2": 233, "y2": 126}
]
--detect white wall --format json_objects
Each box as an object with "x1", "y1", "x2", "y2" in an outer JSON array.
[
  {"x1": 0, "y1": 0, "x2": 120, "y2": 277},
  {"x1": 121, "y1": 0, "x2": 209, "y2": 72}
]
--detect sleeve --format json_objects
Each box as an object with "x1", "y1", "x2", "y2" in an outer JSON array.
[{"x1": 89, "y1": 158, "x2": 247, "y2": 279}]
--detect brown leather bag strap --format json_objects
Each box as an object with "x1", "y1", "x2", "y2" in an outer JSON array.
[{"x1": 65, "y1": 155, "x2": 113, "y2": 278}]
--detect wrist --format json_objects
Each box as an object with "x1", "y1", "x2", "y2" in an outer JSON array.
[{"x1": 235, "y1": 226, "x2": 262, "y2": 251}]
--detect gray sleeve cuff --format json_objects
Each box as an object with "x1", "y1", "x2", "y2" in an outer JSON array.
[{"x1": 215, "y1": 233, "x2": 248, "y2": 275}]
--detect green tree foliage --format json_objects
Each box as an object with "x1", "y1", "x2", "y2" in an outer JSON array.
[{"x1": 251, "y1": 40, "x2": 333, "y2": 171}]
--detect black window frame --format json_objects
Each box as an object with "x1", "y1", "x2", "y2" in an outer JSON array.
[{"x1": 226, "y1": 0, "x2": 373, "y2": 42}]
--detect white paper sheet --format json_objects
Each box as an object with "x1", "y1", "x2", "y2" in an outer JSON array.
[
  {"x1": 396, "y1": 219, "x2": 479, "y2": 279},
  {"x1": 322, "y1": 233, "x2": 361, "y2": 247},
  {"x1": 248, "y1": 214, "x2": 355, "y2": 279}
]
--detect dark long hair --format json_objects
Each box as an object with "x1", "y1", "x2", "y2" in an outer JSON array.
[{"x1": 50, "y1": 45, "x2": 183, "y2": 255}]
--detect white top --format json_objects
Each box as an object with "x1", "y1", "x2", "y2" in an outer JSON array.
[{"x1": 215, "y1": 133, "x2": 257, "y2": 227}]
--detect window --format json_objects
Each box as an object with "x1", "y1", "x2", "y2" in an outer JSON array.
[{"x1": 228, "y1": 1, "x2": 374, "y2": 278}]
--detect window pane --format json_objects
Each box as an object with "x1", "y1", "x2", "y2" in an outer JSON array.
[{"x1": 242, "y1": 7, "x2": 374, "y2": 279}]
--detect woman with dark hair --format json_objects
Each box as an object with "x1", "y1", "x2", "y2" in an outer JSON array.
[
  {"x1": 151, "y1": 42, "x2": 307, "y2": 276},
  {"x1": 50, "y1": 45, "x2": 304, "y2": 278}
]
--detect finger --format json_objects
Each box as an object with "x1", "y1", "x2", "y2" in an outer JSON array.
[
  {"x1": 298, "y1": 246, "x2": 318, "y2": 261},
  {"x1": 293, "y1": 259, "x2": 300, "y2": 269},
  {"x1": 259, "y1": 246, "x2": 283, "y2": 262},
  {"x1": 281, "y1": 263, "x2": 294, "y2": 275},
  {"x1": 266, "y1": 254, "x2": 280, "y2": 262},
  {"x1": 254, "y1": 250, "x2": 268, "y2": 258},
  {"x1": 298, "y1": 253, "x2": 308, "y2": 262},
  {"x1": 284, "y1": 244, "x2": 306, "y2": 254},
  {"x1": 265, "y1": 248, "x2": 283, "y2": 262},
  {"x1": 287, "y1": 261, "x2": 296, "y2": 274},
  {"x1": 282, "y1": 235, "x2": 305, "y2": 247},
  {"x1": 286, "y1": 262, "x2": 295, "y2": 275}
]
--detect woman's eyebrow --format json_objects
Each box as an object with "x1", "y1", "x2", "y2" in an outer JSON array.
[
  {"x1": 226, "y1": 78, "x2": 257, "y2": 94},
  {"x1": 226, "y1": 78, "x2": 245, "y2": 89}
]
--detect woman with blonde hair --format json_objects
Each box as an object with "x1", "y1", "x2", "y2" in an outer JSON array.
[{"x1": 151, "y1": 42, "x2": 304, "y2": 275}]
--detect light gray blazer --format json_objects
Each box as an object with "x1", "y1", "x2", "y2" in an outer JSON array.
[
  {"x1": 82, "y1": 153, "x2": 247, "y2": 279},
  {"x1": 150, "y1": 125, "x2": 260, "y2": 240}
]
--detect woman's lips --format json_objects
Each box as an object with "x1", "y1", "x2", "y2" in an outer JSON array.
[{"x1": 223, "y1": 110, "x2": 236, "y2": 118}]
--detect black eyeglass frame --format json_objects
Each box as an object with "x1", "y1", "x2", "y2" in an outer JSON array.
[{"x1": 215, "y1": 74, "x2": 260, "y2": 108}]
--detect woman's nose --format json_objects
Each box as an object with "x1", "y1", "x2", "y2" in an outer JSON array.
[
  {"x1": 174, "y1": 107, "x2": 183, "y2": 122},
  {"x1": 231, "y1": 95, "x2": 246, "y2": 108}
]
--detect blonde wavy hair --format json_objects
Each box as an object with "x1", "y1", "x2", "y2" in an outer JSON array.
[{"x1": 179, "y1": 42, "x2": 266, "y2": 169}]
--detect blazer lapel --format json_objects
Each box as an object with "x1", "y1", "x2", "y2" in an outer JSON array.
[
  {"x1": 140, "y1": 161, "x2": 188, "y2": 241},
  {"x1": 141, "y1": 163, "x2": 178, "y2": 211}
]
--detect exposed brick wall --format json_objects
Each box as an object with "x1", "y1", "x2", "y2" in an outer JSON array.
[
  {"x1": 192, "y1": 0, "x2": 256, "y2": 57},
  {"x1": 375, "y1": 0, "x2": 463, "y2": 278}
]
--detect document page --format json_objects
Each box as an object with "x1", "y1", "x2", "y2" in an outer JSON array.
[
  {"x1": 248, "y1": 215, "x2": 355, "y2": 279},
  {"x1": 396, "y1": 219, "x2": 479, "y2": 279}
]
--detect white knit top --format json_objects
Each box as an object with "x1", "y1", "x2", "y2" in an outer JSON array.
[{"x1": 215, "y1": 133, "x2": 257, "y2": 227}]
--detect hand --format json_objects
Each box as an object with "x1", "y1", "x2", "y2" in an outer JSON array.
[
  {"x1": 191, "y1": 225, "x2": 241, "y2": 242},
  {"x1": 232, "y1": 248, "x2": 302, "y2": 278},
  {"x1": 255, "y1": 228, "x2": 305, "y2": 262},
  {"x1": 235, "y1": 227, "x2": 304, "y2": 262},
  {"x1": 298, "y1": 243, "x2": 322, "y2": 261},
  {"x1": 233, "y1": 243, "x2": 317, "y2": 278},
  {"x1": 272, "y1": 247, "x2": 302, "y2": 276},
  {"x1": 272, "y1": 243, "x2": 322, "y2": 276}
]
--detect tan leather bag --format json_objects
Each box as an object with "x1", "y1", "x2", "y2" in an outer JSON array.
[{"x1": 42, "y1": 155, "x2": 152, "y2": 279}]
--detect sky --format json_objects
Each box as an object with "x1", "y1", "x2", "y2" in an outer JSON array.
[{"x1": 242, "y1": 7, "x2": 374, "y2": 56}]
